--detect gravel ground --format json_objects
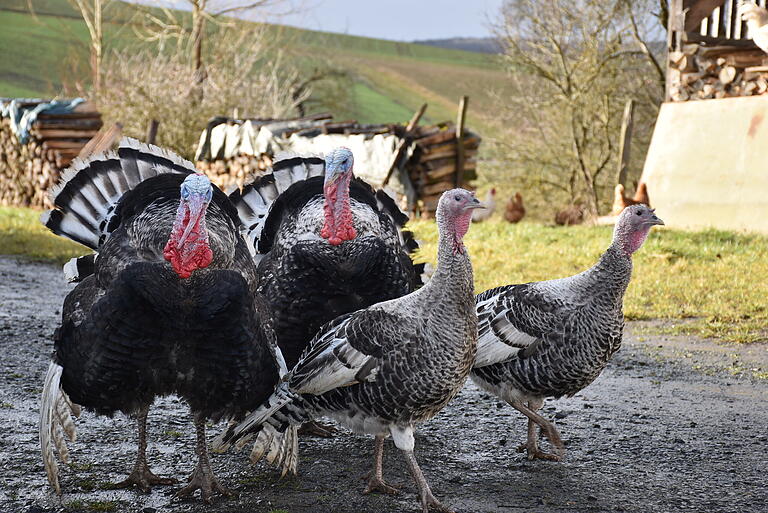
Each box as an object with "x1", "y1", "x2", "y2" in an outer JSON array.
[{"x1": 0, "y1": 256, "x2": 766, "y2": 513}]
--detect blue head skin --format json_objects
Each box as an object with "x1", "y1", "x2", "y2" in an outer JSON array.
[
  {"x1": 164, "y1": 173, "x2": 214, "y2": 278},
  {"x1": 178, "y1": 174, "x2": 213, "y2": 246},
  {"x1": 324, "y1": 147, "x2": 354, "y2": 185},
  {"x1": 321, "y1": 147, "x2": 357, "y2": 245}
]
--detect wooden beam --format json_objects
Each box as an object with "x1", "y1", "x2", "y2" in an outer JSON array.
[
  {"x1": 381, "y1": 103, "x2": 428, "y2": 187},
  {"x1": 146, "y1": 119, "x2": 159, "y2": 145},
  {"x1": 683, "y1": 0, "x2": 726, "y2": 32},
  {"x1": 615, "y1": 99, "x2": 635, "y2": 187},
  {"x1": 667, "y1": 0, "x2": 686, "y2": 101},
  {"x1": 454, "y1": 96, "x2": 468, "y2": 188}
]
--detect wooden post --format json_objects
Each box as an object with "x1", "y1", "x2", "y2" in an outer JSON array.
[
  {"x1": 454, "y1": 96, "x2": 468, "y2": 187},
  {"x1": 615, "y1": 99, "x2": 634, "y2": 187},
  {"x1": 382, "y1": 103, "x2": 428, "y2": 187},
  {"x1": 146, "y1": 119, "x2": 159, "y2": 145},
  {"x1": 666, "y1": 0, "x2": 685, "y2": 101}
]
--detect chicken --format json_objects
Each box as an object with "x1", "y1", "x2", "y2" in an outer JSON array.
[
  {"x1": 472, "y1": 187, "x2": 496, "y2": 222},
  {"x1": 740, "y1": 3, "x2": 768, "y2": 55},
  {"x1": 554, "y1": 205, "x2": 585, "y2": 226},
  {"x1": 611, "y1": 183, "x2": 650, "y2": 216},
  {"x1": 504, "y1": 192, "x2": 525, "y2": 223}
]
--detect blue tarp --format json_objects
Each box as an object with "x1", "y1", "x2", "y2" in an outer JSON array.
[{"x1": 0, "y1": 97, "x2": 86, "y2": 144}]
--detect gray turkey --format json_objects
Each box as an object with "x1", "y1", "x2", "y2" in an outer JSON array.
[
  {"x1": 471, "y1": 204, "x2": 663, "y2": 461},
  {"x1": 39, "y1": 138, "x2": 284, "y2": 501},
  {"x1": 229, "y1": 147, "x2": 425, "y2": 370},
  {"x1": 214, "y1": 188, "x2": 484, "y2": 513}
]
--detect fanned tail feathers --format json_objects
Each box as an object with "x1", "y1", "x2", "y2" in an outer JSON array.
[
  {"x1": 40, "y1": 362, "x2": 81, "y2": 494},
  {"x1": 228, "y1": 155, "x2": 325, "y2": 256},
  {"x1": 42, "y1": 137, "x2": 196, "y2": 250},
  {"x1": 211, "y1": 383, "x2": 300, "y2": 475},
  {"x1": 374, "y1": 189, "x2": 426, "y2": 286}
]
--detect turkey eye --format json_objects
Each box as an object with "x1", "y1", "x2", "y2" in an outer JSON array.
[
  {"x1": 181, "y1": 188, "x2": 190, "y2": 199},
  {"x1": 636, "y1": 211, "x2": 642, "y2": 216},
  {"x1": 454, "y1": 195, "x2": 461, "y2": 201}
]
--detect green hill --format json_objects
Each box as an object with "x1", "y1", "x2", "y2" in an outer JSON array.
[{"x1": 0, "y1": 0, "x2": 510, "y2": 131}]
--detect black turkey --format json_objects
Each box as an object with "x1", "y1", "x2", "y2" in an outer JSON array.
[
  {"x1": 39, "y1": 138, "x2": 284, "y2": 502},
  {"x1": 471, "y1": 204, "x2": 664, "y2": 460},
  {"x1": 214, "y1": 188, "x2": 483, "y2": 513},
  {"x1": 229, "y1": 147, "x2": 425, "y2": 370}
]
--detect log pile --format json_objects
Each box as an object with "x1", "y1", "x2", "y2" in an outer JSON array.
[
  {"x1": 406, "y1": 122, "x2": 479, "y2": 216},
  {"x1": 0, "y1": 100, "x2": 102, "y2": 208},
  {"x1": 195, "y1": 154, "x2": 273, "y2": 192},
  {"x1": 669, "y1": 44, "x2": 768, "y2": 101},
  {"x1": 195, "y1": 114, "x2": 481, "y2": 216}
]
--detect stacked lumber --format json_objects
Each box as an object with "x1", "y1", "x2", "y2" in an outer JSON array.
[
  {"x1": 669, "y1": 44, "x2": 768, "y2": 101},
  {"x1": 0, "y1": 100, "x2": 102, "y2": 208},
  {"x1": 195, "y1": 154, "x2": 273, "y2": 192},
  {"x1": 407, "y1": 122, "x2": 479, "y2": 216},
  {"x1": 195, "y1": 113, "x2": 482, "y2": 217}
]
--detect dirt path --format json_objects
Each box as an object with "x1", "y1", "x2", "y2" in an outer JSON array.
[{"x1": 0, "y1": 256, "x2": 766, "y2": 513}]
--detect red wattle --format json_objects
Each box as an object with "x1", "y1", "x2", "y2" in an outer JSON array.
[{"x1": 163, "y1": 203, "x2": 213, "y2": 278}]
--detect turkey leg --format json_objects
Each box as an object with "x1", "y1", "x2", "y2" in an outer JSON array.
[
  {"x1": 362, "y1": 435, "x2": 400, "y2": 495},
  {"x1": 176, "y1": 416, "x2": 232, "y2": 503},
  {"x1": 114, "y1": 405, "x2": 177, "y2": 491},
  {"x1": 403, "y1": 450, "x2": 454, "y2": 513},
  {"x1": 511, "y1": 398, "x2": 565, "y2": 461}
]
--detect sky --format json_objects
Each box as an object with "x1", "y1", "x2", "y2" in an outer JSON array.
[{"x1": 263, "y1": 0, "x2": 505, "y2": 41}]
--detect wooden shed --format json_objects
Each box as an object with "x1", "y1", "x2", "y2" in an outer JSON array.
[{"x1": 639, "y1": 0, "x2": 768, "y2": 234}]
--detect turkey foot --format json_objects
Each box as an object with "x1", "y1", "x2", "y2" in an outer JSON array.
[
  {"x1": 363, "y1": 474, "x2": 401, "y2": 495},
  {"x1": 114, "y1": 464, "x2": 177, "y2": 492},
  {"x1": 176, "y1": 416, "x2": 233, "y2": 503},
  {"x1": 516, "y1": 441, "x2": 562, "y2": 461},
  {"x1": 404, "y1": 449, "x2": 455, "y2": 513},
  {"x1": 175, "y1": 460, "x2": 232, "y2": 503},
  {"x1": 510, "y1": 399, "x2": 565, "y2": 461},
  {"x1": 114, "y1": 406, "x2": 177, "y2": 491},
  {"x1": 298, "y1": 419, "x2": 337, "y2": 438}
]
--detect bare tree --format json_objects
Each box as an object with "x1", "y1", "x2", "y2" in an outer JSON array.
[
  {"x1": 93, "y1": 26, "x2": 306, "y2": 159},
  {"x1": 133, "y1": 1, "x2": 291, "y2": 87},
  {"x1": 66, "y1": 0, "x2": 114, "y2": 94},
  {"x1": 492, "y1": 0, "x2": 664, "y2": 216}
]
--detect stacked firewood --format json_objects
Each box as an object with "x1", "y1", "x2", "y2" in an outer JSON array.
[
  {"x1": 669, "y1": 44, "x2": 768, "y2": 101},
  {"x1": 407, "y1": 123, "x2": 479, "y2": 215},
  {"x1": 0, "y1": 101, "x2": 102, "y2": 208},
  {"x1": 195, "y1": 154, "x2": 273, "y2": 192}
]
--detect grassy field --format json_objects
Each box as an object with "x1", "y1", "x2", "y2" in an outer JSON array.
[
  {"x1": 410, "y1": 220, "x2": 768, "y2": 344},
  {"x1": 0, "y1": 0, "x2": 509, "y2": 132},
  {"x1": 2, "y1": 206, "x2": 765, "y2": 343}
]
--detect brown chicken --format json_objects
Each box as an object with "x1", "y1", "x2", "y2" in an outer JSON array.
[
  {"x1": 611, "y1": 183, "x2": 650, "y2": 216},
  {"x1": 554, "y1": 205, "x2": 585, "y2": 226},
  {"x1": 504, "y1": 192, "x2": 526, "y2": 223}
]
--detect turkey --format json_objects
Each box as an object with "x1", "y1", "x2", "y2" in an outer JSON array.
[
  {"x1": 214, "y1": 188, "x2": 484, "y2": 513},
  {"x1": 471, "y1": 204, "x2": 663, "y2": 461},
  {"x1": 39, "y1": 138, "x2": 284, "y2": 501},
  {"x1": 229, "y1": 147, "x2": 425, "y2": 370}
]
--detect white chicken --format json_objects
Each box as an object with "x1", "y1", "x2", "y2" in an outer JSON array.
[
  {"x1": 472, "y1": 187, "x2": 496, "y2": 222},
  {"x1": 740, "y1": 3, "x2": 768, "y2": 54}
]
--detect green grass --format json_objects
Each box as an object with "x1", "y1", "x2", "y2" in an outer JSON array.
[
  {"x1": 0, "y1": 0, "x2": 508, "y2": 131},
  {"x1": 0, "y1": 207, "x2": 86, "y2": 263},
  {"x1": 1, "y1": 207, "x2": 766, "y2": 342},
  {"x1": 408, "y1": 220, "x2": 768, "y2": 344}
]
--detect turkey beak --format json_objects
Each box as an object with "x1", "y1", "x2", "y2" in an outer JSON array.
[
  {"x1": 465, "y1": 197, "x2": 485, "y2": 211},
  {"x1": 647, "y1": 211, "x2": 664, "y2": 226},
  {"x1": 178, "y1": 193, "x2": 208, "y2": 246}
]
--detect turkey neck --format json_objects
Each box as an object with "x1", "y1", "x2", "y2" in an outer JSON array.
[
  {"x1": 574, "y1": 245, "x2": 633, "y2": 310},
  {"x1": 416, "y1": 213, "x2": 475, "y2": 313}
]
